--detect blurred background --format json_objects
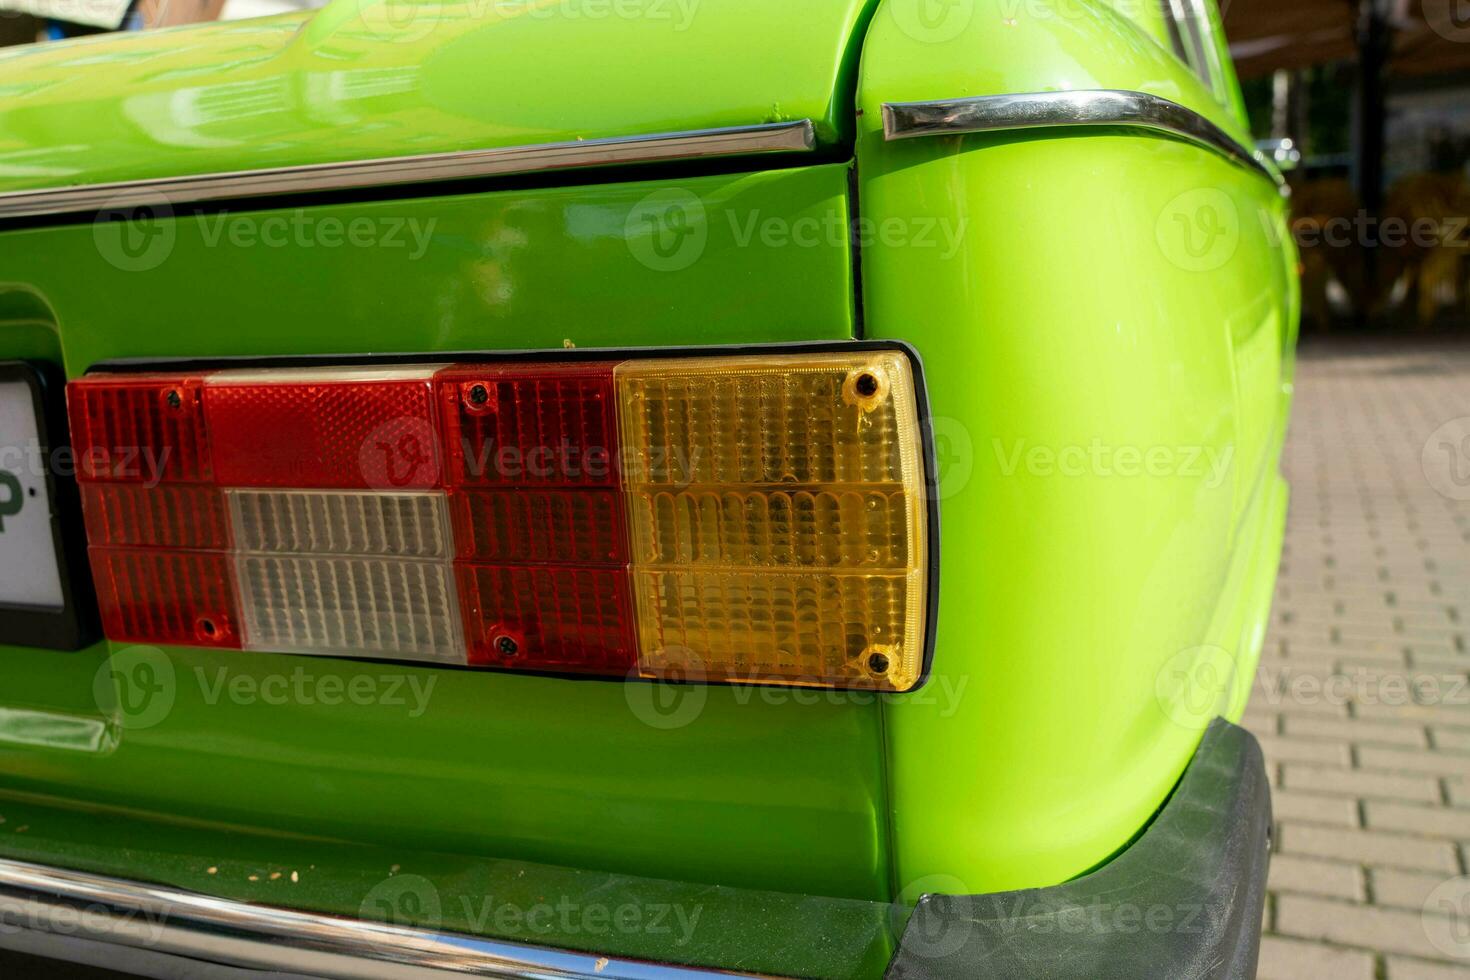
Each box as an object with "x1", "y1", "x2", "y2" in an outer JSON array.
[{"x1": 1230, "y1": 0, "x2": 1470, "y2": 335}]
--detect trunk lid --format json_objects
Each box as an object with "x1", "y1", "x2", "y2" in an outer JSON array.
[{"x1": 0, "y1": 0, "x2": 874, "y2": 193}]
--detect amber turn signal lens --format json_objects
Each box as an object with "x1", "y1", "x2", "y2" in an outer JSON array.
[{"x1": 615, "y1": 352, "x2": 928, "y2": 692}]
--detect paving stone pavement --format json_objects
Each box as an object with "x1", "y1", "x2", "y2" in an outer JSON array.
[{"x1": 1246, "y1": 339, "x2": 1470, "y2": 979}]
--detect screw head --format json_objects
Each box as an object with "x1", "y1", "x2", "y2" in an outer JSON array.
[
  {"x1": 195, "y1": 616, "x2": 221, "y2": 642},
  {"x1": 495, "y1": 634, "x2": 519, "y2": 657},
  {"x1": 867, "y1": 651, "x2": 890, "y2": 674},
  {"x1": 164, "y1": 389, "x2": 183, "y2": 410},
  {"x1": 468, "y1": 384, "x2": 490, "y2": 406},
  {"x1": 843, "y1": 366, "x2": 889, "y2": 411}
]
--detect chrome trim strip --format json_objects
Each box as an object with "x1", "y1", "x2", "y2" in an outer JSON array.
[
  {"x1": 0, "y1": 856, "x2": 766, "y2": 979},
  {"x1": 880, "y1": 90, "x2": 1280, "y2": 186},
  {"x1": 0, "y1": 120, "x2": 817, "y2": 220}
]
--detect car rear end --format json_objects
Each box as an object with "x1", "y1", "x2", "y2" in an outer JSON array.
[{"x1": 0, "y1": 0, "x2": 1287, "y2": 977}]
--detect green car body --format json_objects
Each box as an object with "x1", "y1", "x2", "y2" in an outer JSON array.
[{"x1": 0, "y1": 0, "x2": 1293, "y2": 976}]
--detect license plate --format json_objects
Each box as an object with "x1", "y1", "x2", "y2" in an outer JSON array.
[{"x1": 0, "y1": 362, "x2": 95, "y2": 649}]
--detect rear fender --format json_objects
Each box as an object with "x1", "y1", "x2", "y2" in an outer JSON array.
[{"x1": 855, "y1": 0, "x2": 1294, "y2": 896}]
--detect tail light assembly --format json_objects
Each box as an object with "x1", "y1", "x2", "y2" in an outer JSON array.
[{"x1": 67, "y1": 349, "x2": 933, "y2": 692}]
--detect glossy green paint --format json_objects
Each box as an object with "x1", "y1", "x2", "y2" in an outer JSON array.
[
  {"x1": 0, "y1": 0, "x2": 1297, "y2": 963},
  {"x1": 0, "y1": 0, "x2": 877, "y2": 192},
  {"x1": 0, "y1": 640, "x2": 889, "y2": 903},
  {"x1": 1099, "y1": 0, "x2": 1170, "y2": 48},
  {"x1": 858, "y1": 0, "x2": 1293, "y2": 895},
  {"x1": 7, "y1": 164, "x2": 856, "y2": 364}
]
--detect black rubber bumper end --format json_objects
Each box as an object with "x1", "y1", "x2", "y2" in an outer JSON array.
[{"x1": 886, "y1": 718, "x2": 1271, "y2": 980}]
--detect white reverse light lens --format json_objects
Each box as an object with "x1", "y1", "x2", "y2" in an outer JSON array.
[
  {"x1": 236, "y1": 553, "x2": 463, "y2": 663},
  {"x1": 229, "y1": 489, "x2": 463, "y2": 663}
]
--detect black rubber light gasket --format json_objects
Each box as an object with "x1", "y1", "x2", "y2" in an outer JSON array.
[{"x1": 85, "y1": 340, "x2": 940, "y2": 692}]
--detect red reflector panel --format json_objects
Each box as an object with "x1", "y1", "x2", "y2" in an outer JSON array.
[
  {"x1": 449, "y1": 490, "x2": 626, "y2": 565},
  {"x1": 67, "y1": 375, "x2": 212, "y2": 483},
  {"x1": 205, "y1": 371, "x2": 441, "y2": 490},
  {"x1": 91, "y1": 547, "x2": 240, "y2": 648},
  {"x1": 457, "y1": 564, "x2": 636, "y2": 673},
  {"x1": 80, "y1": 484, "x2": 231, "y2": 551},
  {"x1": 436, "y1": 364, "x2": 617, "y2": 488}
]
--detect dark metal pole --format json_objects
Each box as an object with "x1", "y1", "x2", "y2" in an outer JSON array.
[
  {"x1": 1353, "y1": 0, "x2": 1392, "y2": 322},
  {"x1": 1353, "y1": 0, "x2": 1390, "y2": 213}
]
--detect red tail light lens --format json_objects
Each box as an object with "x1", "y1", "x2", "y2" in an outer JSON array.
[
  {"x1": 449, "y1": 490, "x2": 626, "y2": 565},
  {"x1": 68, "y1": 374, "x2": 213, "y2": 483},
  {"x1": 435, "y1": 362, "x2": 631, "y2": 672},
  {"x1": 67, "y1": 350, "x2": 930, "y2": 692},
  {"x1": 206, "y1": 368, "x2": 442, "y2": 490},
  {"x1": 90, "y1": 548, "x2": 239, "y2": 648},
  {"x1": 79, "y1": 484, "x2": 232, "y2": 550},
  {"x1": 457, "y1": 564, "x2": 636, "y2": 672},
  {"x1": 437, "y1": 363, "x2": 618, "y2": 488}
]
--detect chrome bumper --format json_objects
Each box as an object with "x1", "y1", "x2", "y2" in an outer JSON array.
[{"x1": 0, "y1": 857, "x2": 760, "y2": 980}]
